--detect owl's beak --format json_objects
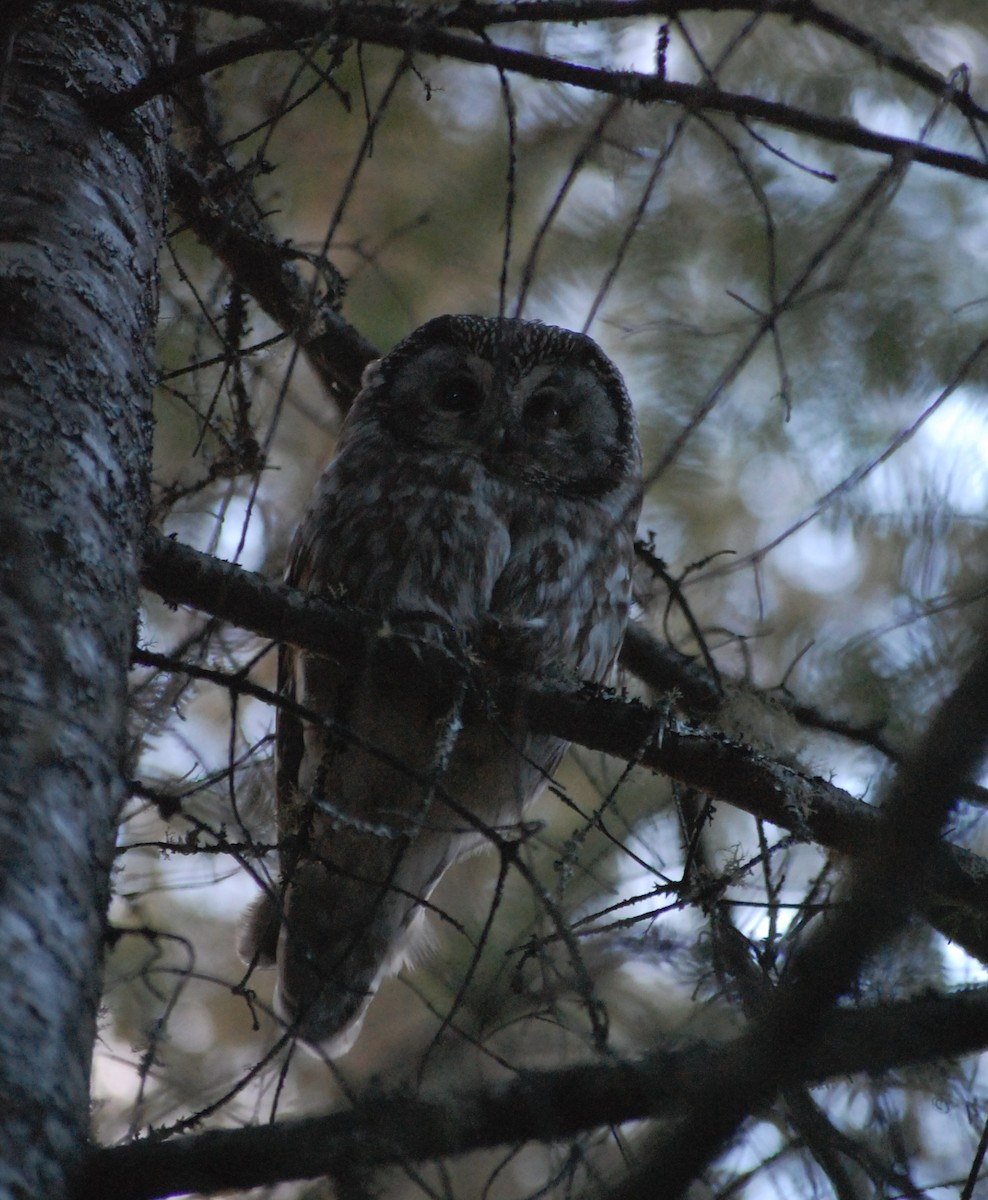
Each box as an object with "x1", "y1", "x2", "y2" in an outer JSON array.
[{"x1": 488, "y1": 422, "x2": 520, "y2": 455}]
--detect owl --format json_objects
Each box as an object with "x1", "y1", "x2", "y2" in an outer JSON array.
[{"x1": 239, "y1": 314, "x2": 642, "y2": 1056}]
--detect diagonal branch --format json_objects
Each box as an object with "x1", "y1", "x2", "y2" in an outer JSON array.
[
  {"x1": 448, "y1": 1, "x2": 988, "y2": 129},
  {"x1": 140, "y1": 530, "x2": 988, "y2": 962},
  {"x1": 74, "y1": 983, "x2": 988, "y2": 1200},
  {"x1": 602, "y1": 635, "x2": 988, "y2": 1198},
  {"x1": 154, "y1": 1, "x2": 988, "y2": 182},
  {"x1": 167, "y1": 149, "x2": 379, "y2": 403}
]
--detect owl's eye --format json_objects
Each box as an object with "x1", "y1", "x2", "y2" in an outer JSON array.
[
  {"x1": 436, "y1": 374, "x2": 484, "y2": 415},
  {"x1": 525, "y1": 386, "x2": 573, "y2": 431}
]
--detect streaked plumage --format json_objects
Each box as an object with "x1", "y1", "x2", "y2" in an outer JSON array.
[{"x1": 239, "y1": 314, "x2": 642, "y2": 1055}]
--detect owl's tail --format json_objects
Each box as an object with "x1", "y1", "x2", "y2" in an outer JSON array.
[{"x1": 238, "y1": 843, "x2": 439, "y2": 1057}]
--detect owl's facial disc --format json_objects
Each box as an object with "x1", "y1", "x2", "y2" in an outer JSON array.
[{"x1": 366, "y1": 323, "x2": 635, "y2": 499}]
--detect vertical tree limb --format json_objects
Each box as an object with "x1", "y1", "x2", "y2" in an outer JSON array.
[{"x1": 0, "y1": 2, "x2": 170, "y2": 1194}]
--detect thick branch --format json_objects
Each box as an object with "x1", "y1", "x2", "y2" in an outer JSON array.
[
  {"x1": 139, "y1": 531, "x2": 988, "y2": 961},
  {"x1": 620, "y1": 620, "x2": 722, "y2": 710},
  {"x1": 74, "y1": 984, "x2": 988, "y2": 1200},
  {"x1": 143, "y1": 530, "x2": 364, "y2": 655}
]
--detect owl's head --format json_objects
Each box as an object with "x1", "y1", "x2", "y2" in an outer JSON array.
[{"x1": 347, "y1": 315, "x2": 641, "y2": 503}]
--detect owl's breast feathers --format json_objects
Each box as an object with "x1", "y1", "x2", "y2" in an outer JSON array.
[{"x1": 291, "y1": 434, "x2": 635, "y2": 678}]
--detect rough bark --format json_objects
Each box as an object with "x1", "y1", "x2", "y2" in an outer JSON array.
[{"x1": 0, "y1": 3, "x2": 169, "y2": 1197}]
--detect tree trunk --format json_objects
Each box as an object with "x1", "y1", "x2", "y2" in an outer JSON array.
[{"x1": 0, "y1": 3, "x2": 169, "y2": 1196}]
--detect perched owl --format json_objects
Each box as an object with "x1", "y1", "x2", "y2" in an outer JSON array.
[{"x1": 240, "y1": 314, "x2": 642, "y2": 1056}]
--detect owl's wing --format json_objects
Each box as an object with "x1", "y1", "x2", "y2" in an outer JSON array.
[
  {"x1": 235, "y1": 531, "x2": 323, "y2": 972},
  {"x1": 274, "y1": 642, "x2": 305, "y2": 834},
  {"x1": 274, "y1": 530, "x2": 317, "y2": 849}
]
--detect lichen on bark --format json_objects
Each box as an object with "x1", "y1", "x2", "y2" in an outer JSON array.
[{"x1": 0, "y1": 3, "x2": 170, "y2": 1196}]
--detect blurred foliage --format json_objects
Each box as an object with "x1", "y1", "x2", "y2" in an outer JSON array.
[{"x1": 105, "y1": 3, "x2": 988, "y2": 1197}]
